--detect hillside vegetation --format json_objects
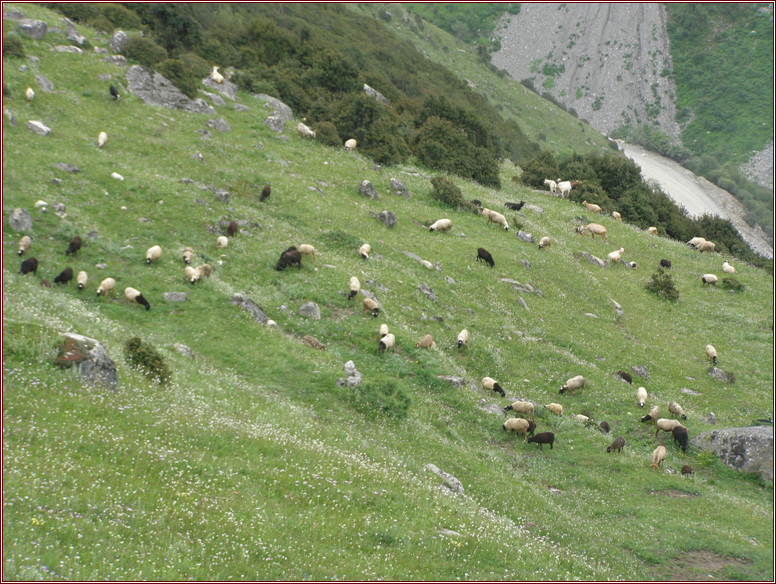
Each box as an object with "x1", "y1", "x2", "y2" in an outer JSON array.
[{"x1": 3, "y1": 5, "x2": 774, "y2": 581}]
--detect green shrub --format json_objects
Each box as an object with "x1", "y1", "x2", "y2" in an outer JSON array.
[
  {"x1": 156, "y1": 58, "x2": 198, "y2": 98},
  {"x1": 720, "y1": 277, "x2": 745, "y2": 292},
  {"x1": 644, "y1": 268, "x2": 679, "y2": 301},
  {"x1": 100, "y1": 3, "x2": 143, "y2": 30},
  {"x1": 121, "y1": 36, "x2": 167, "y2": 68},
  {"x1": 44, "y1": 3, "x2": 100, "y2": 23},
  {"x1": 3, "y1": 35, "x2": 25, "y2": 59},
  {"x1": 314, "y1": 121, "x2": 341, "y2": 147},
  {"x1": 352, "y1": 379, "x2": 411, "y2": 419},
  {"x1": 429, "y1": 176, "x2": 471, "y2": 210},
  {"x1": 179, "y1": 52, "x2": 211, "y2": 79},
  {"x1": 124, "y1": 337, "x2": 171, "y2": 385},
  {"x1": 319, "y1": 230, "x2": 362, "y2": 250}
]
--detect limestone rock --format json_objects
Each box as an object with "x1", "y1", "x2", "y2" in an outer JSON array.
[
  {"x1": 426, "y1": 464, "x2": 464, "y2": 494},
  {"x1": 631, "y1": 365, "x2": 650, "y2": 379},
  {"x1": 298, "y1": 302, "x2": 321, "y2": 320},
  {"x1": 8, "y1": 208, "x2": 32, "y2": 232},
  {"x1": 202, "y1": 76, "x2": 237, "y2": 100},
  {"x1": 364, "y1": 83, "x2": 388, "y2": 104},
  {"x1": 389, "y1": 178, "x2": 409, "y2": 199},
  {"x1": 35, "y1": 73, "x2": 53, "y2": 92},
  {"x1": 229, "y1": 293, "x2": 269, "y2": 324},
  {"x1": 371, "y1": 210, "x2": 396, "y2": 228},
  {"x1": 437, "y1": 376, "x2": 465, "y2": 388},
  {"x1": 579, "y1": 251, "x2": 606, "y2": 268},
  {"x1": 206, "y1": 118, "x2": 231, "y2": 132},
  {"x1": 51, "y1": 46, "x2": 83, "y2": 54},
  {"x1": 26, "y1": 120, "x2": 52, "y2": 136},
  {"x1": 5, "y1": 109, "x2": 17, "y2": 127},
  {"x1": 359, "y1": 180, "x2": 379, "y2": 199},
  {"x1": 18, "y1": 19, "x2": 47, "y2": 40},
  {"x1": 264, "y1": 114, "x2": 285, "y2": 134},
  {"x1": 254, "y1": 94, "x2": 293, "y2": 122},
  {"x1": 54, "y1": 333, "x2": 118, "y2": 391},
  {"x1": 418, "y1": 283, "x2": 437, "y2": 302},
  {"x1": 516, "y1": 231, "x2": 534, "y2": 243},
  {"x1": 53, "y1": 162, "x2": 79, "y2": 173},
  {"x1": 690, "y1": 426, "x2": 773, "y2": 482},
  {"x1": 62, "y1": 17, "x2": 85, "y2": 45},
  {"x1": 125, "y1": 65, "x2": 216, "y2": 114},
  {"x1": 163, "y1": 292, "x2": 187, "y2": 302},
  {"x1": 109, "y1": 30, "x2": 129, "y2": 53}
]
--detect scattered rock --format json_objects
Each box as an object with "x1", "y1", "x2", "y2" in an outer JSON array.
[
  {"x1": 54, "y1": 333, "x2": 118, "y2": 391},
  {"x1": 213, "y1": 189, "x2": 229, "y2": 203},
  {"x1": 371, "y1": 210, "x2": 396, "y2": 228},
  {"x1": 163, "y1": 292, "x2": 187, "y2": 302},
  {"x1": 438, "y1": 528, "x2": 462, "y2": 538},
  {"x1": 51, "y1": 45, "x2": 83, "y2": 54},
  {"x1": 35, "y1": 73, "x2": 53, "y2": 92},
  {"x1": 264, "y1": 114, "x2": 285, "y2": 134},
  {"x1": 298, "y1": 302, "x2": 321, "y2": 320},
  {"x1": 389, "y1": 177, "x2": 409, "y2": 199},
  {"x1": 202, "y1": 76, "x2": 237, "y2": 100},
  {"x1": 359, "y1": 179, "x2": 379, "y2": 199},
  {"x1": 518, "y1": 298, "x2": 529, "y2": 311},
  {"x1": 26, "y1": 120, "x2": 52, "y2": 136},
  {"x1": 704, "y1": 412, "x2": 717, "y2": 425},
  {"x1": 53, "y1": 162, "x2": 79, "y2": 174},
  {"x1": 173, "y1": 343, "x2": 196, "y2": 359},
  {"x1": 519, "y1": 259, "x2": 531, "y2": 270},
  {"x1": 62, "y1": 17, "x2": 85, "y2": 45},
  {"x1": 445, "y1": 275, "x2": 456, "y2": 285},
  {"x1": 584, "y1": 313, "x2": 599, "y2": 318},
  {"x1": 480, "y1": 403, "x2": 505, "y2": 416},
  {"x1": 337, "y1": 360, "x2": 363, "y2": 388},
  {"x1": 234, "y1": 103, "x2": 249, "y2": 112},
  {"x1": 708, "y1": 367, "x2": 731, "y2": 382},
  {"x1": 125, "y1": 65, "x2": 216, "y2": 114},
  {"x1": 254, "y1": 94, "x2": 293, "y2": 122},
  {"x1": 631, "y1": 365, "x2": 650, "y2": 379},
  {"x1": 109, "y1": 30, "x2": 129, "y2": 53},
  {"x1": 17, "y1": 18, "x2": 47, "y2": 40},
  {"x1": 203, "y1": 92, "x2": 226, "y2": 107},
  {"x1": 437, "y1": 375, "x2": 465, "y2": 388},
  {"x1": 401, "y1": 251, "x2": 423, "y2": 262},
  {"x1": 418, "y1": 283, "x2": 437, "y2": 302},
  {"x1": 364, "y1": 83, "x2": 388, "y2": 104},
  {"x1": 206, "y1": 118, "x2": 231, "y2": 132},
  {"x1": 8, "y1": 208, "x2": 32, "y2": 232},
  {"x1": 516, "y1": 231, "x2": 534, "y2": 243},
  {"x1": 302, "y1": 335, "x2": 325, "y2": 350},
  {"x1": 100, "y1": 55, "x2": 127, "y2": 66},
  {"x1": 229, "y1": 293, "x2": 269, "y2": 324},
  {"x1": 681, "y1": 388, "x2": 702, "y2": 396},
  {"x1": 578, "y1": 251, "x2": 606, "y2": 268},
  {"x1": 426, "y1": 463, "x2": 464, "y2": 494},
  {"x1": 690, "y1": 426, "x2": 773, "y2": 482},
  {"x1": 4, "y1": 109, "x2": 17, "y2": 127}
]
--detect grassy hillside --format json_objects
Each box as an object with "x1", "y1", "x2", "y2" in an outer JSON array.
[{"x1": 3, "y1": 5, "x2": 773, "y2": 581}]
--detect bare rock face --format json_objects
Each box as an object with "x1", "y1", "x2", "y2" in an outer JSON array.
[
  {"x1": 125, "y1": 65, "x2": 216, "y2": 114},
  {"x1": 202, "y1": 76, "x2": 237, "y2": 101},
  {"x1": 26, "y1": 121, "x2": 53, "y2": 136},
  {"x1": 8, "y1": 208, "x2": 32, "y2": 232},
  {"x1": 690, "y1": 426, "x2": 773, "y2": 483},
  {"x1": 54, "y1": 333, "x2": 118, "y2": 391},
  {"x1": 17, "y1": 19, "x2": 47, "y2": 40},
  {"x1": 109, "y1": 30, "x2": 130, "y2": 53}
]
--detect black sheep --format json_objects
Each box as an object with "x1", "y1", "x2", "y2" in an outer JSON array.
[
  {"x1": 276, "y1": 249, "x2": 302, "y2": 271},
  {"x1": 599, "y1": 421, "x2": 611, "y2": 434},
  {"x1": 615, "y1": 370, "x2": 633, "y2": 384},
  {"x1": 527, "y1": 431, "x2": 555, "y2": 450},
  {"x1": 226, "y1": 221, "x2": 238, "y2": 237},
  {"x1": 54, "y1": 267, "x2": 73, "y2": 285},
  {"x1": 65, "y1": 235, "x2": 82, "y2": 256},
  {"x1": 110, "y1": 85, "x2": 120, "y2": 100},
  {"x1": 672, "y1": 425, "x2": 689, "y2": 453},
  {"x1": 261, "y1": 185, "x2": 271, "y2": 202},
  {"x1": 476, "y1": 247, "x2": 494, "y2": 268},
  {"x1": 505, "y1": 200, "x2": 525, "y2": 211},
  {"x1": 19, "y1": 257, "x2": 38, "y2": 275},
  {"x1": 681, "y1": 465, "x2": 694, "y2": 476},
  {"x1": 660, "y1": 259, "x2": 672, "y2": 269},
  {"x1": 607, "y1": 436, "x2": 625, "y2": 453}
]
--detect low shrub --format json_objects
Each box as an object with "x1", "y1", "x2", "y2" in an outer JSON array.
[
  {"x1": 124, "y1": 337, "x2": 171, "y2": 385},
  {"x1": 121, "y1": 36, "x2": 167, "y2": 68},
  {"x1": 644, "y1": 268, "x2": 679, "y2": 301},
  {"x1": 720, "y1": 277, "x2": 745, "y2": 292},
  {"x1": 156, "y1": 59, "x2": 198, "y2": 98},
  {"x1": 314, "y1": 121, "x2": 341, "y2": 147},
  {"x1": 352, "y1": 379, "x2": 411, "y2": 419},
  {"x1": 3, "y1": 36, "x2": 26, "y2": 59},
  {"x1": 430, "y1": 176, "x2": 473, "y2": 211}
]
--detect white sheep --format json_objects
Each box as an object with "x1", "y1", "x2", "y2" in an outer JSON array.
[
  {"x1": 502, "y1": 417, "x2": 532, "y2": 441},
  {"x1": 344, "y1": 138, "x2": 357, "y2": 150},
  {"x1": 348, "y1": 276, "x2": 361, "y2": 300},
  {"x1": 481, "y1": 208, "x2": 509, "y2": 230},
  {"x1": 504, "y1": 400, "x2": 534, "y2": 420},
  {"x1": 582, "y1": 200, "x2": 602, "y2": 214},
  {"x1": 299, "y1": 244, "x2": 316, "y2": 261},
  {"x1": 359, "y1": 243, "x2": 371, "y2": 260},
  {"x1": 546, "y1": 403, "x2": 563, "y2": 416},
  {"x1": 575, "y1": 223, "x2": 607, "y2": 241},
  {"x1": 646, "y1": 226, "x2": 658, "y2": 235},
  {"x1": 538, "y1": 236, "x2": 551, "y2": 250},
  {"x1": 637, "y1": 386, "x2": 648, "y2": 408},
  {"x1": 184, "y1": 265, "x2": 199, "y2": 284},
  {"x1": 17, "y1": 235, "x2": 32, "y2": 256},
  {"x1": 145, "y1": 245, "x2": 162, "y2": 264},
  {"x1": 557, "y1": 180, "x2": 572, "y2": 198},
  {"x1": 699, "y1": 241, "x2": 716, "y2": 253},
  {"x1": 574, "y1": 414, "x2": 590, "y2": 424},
  {"x1": 97, "y1": 131, "x2": 107, "y2": 148},
  {"x1": 651, "y1": 445, "x2": 666, "y2": 470},
  {"x1": 457, "y1": 329, "x2": 469, "y2": 349},
  {"x1": 266, "y1": 319, "x2": 279, "y2": 329},
  {"x1": 25, "y1": 87, "x2": 34, "y2": 102},
  {"x1": 560, "y1": 375, "x2": 585, "y2": 394},
  {"x1": 111, "y1": 172, "x2": 124, "y2": 181},
  {"x1": 429, "y1": 218, "x2": 452, "y2": 232},
  {"x1": 297, "y1": 122, "x2": 316, "y2": 138},
  {"x1": 705, "y1": 344, "x2": 718, "y2": 365},
  {"x1": 96, "y1": 277, "x2": 116, "y2": 297},
  {"x1": 363, "y1": 297, "x2": 380, "y2": 317},
  {"x1": 482, "y1": 376, "x2": 505, "y2": 397},
  {"x1": 415, "y1": 334, "x2": 436, "y2": 349},
  {"x1": 379, "y1": 323, "x2": 389, "y2": 339},
  {"x1": 669, "y1": 401, "x2": 687, "y2": 420},
  {"x1": 125, "y1": 287, "x2": 151, "y2": 310},
  {"x1": 722, "y1": 261, "x2": 736, "y2": 274},
  {"x1": 34, "y1": 200, "x2": 48, "y2": 212},
  {"x1": 543, "y1": 178, "x2": 557, "y2": 194},
  {"x1": 655, "y1": 418, "x2": 684, "y2": 438},
  {"x1": 182, "y1": 247, "x2": 194, "y2": 264},
  {"x1": 77, "y1": 270, "x2": 88, "y2": 291},
  {"x1": 195, "y1": 263, "x2": 212, "y2": 279},
  {"x1": 216, "y1": 236, "x2": 228, "y2": 249},
  {"x1": 608, "y1": 247, "x2": 625, "y2": 263},
  {"x1": 687, "y1": 237, "x2": 706, "y2": 249},
  {"x1": 210, "y1": 66, "x2": 224, "y2": 84},
  {"x1": 701, "y1": 273, "x2": 718, "y2": 286},
  {"x1": 612, "y1": 211, "x2": 622, "y2": 221},
  {"x1": 641, "y1": 404, "x2": 660, "y2": 422},
  {"x1": 378, "y1": 333, "x2": 395, "y2": 353}
]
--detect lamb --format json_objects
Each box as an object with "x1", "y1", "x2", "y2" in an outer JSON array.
[
  {"x1": 599, "y1": 421, "x2": 611, "y2": 434},
  {"x1": 182, "y1": 247, "x2": 194, "y2": 264},
  {"x1": 543, "y1": 179, "x2": 557, "y2": 194},
  {"x1": 612, "y1": 211, "x2": 622, "y2": 221},
  {"x1": 415, "y1": 334, "x2": 436, "y2": 349},
  {"x1": 701, "y1": 274, "x2": 718, "y2": 287},
  {"x1": 344, "y1": 138, "x2": 357, "y2": 150},
  {"x1": 297, "y1": 122, "x2": 316, "y2": 138},
  {"x1": 637, "y1": 387, "x2": 648, "y2": 408},
  {"x1": 359, "y1": 243, "x2": 371, "y2": 260},
  {"x1": 17, "y1": 235, "x2": 31, "y2": 256},
  {"x1": 659, "y1": 259, "x2": 672, "y2": 269},
  {"x1": 505, "y1": 201, "x2": 525, "y2": 211},
  {"x1": 681, "y1": 465, "x2": 694, "y2": 476},
  {"x1": 216, "y1": 236, "x2": 228, "y2": 249},
  {"x1": 210, "y1": 66, "x2": 224, "y2": 84},
  {"x1": 298, "y1": 244, "x2": 316, "y2": 261},
  {"x1": 97, "y1": 131, "x2": 107, "y2": 149},
  {"x1": 77, "y1": 270, "x2": 88, "y2": 291},
  {"x1": 379, "y1": 323, "x2": 389, "y2": 339},
  {"x1": 504, "y1": 400, "x2": 534, "y2": 420},
  {"x1": 655, "y1": 418, "x2": 684, "y2": 438},
  {"x1": 672, "y1": 425, "x2": 689, "y2": 453},
  {"x1": 699, "y1": 241, "x2": 716, "y2": 253},
  {"x1": 18, "y1": 257, "x2": 38, "y2": 275},
  {"x1": 582, "y1": 200, "x2": 602, "y2": 214},
  {"x1": 557, "y1": 180, "x2": 572, "y2": 198},
  {"x1": 378, "y1": 333, "x2": 395, "y2": 353},
  {"x1": 546, "y1": 403, "x2": 563, "y2": 416},
  {"x1": 54, "y1": 267, "x2": 73, "y2": 285},
  {"x1": 226, "y1": 221, "x2": 238, "y2": 237},
  {"x1": 575, "y1": 223, "x2": 607, "y2": 241},
  {"x1": 482, "y1": 208, "x2": 509, "y2": 230},
  {"x1": 429, "y1": 218, "x2": 452, "y2": 232},
  {"x1": 705, "y1": 344, "x2": 718, "y2": 365},
  {"x1": 457, "y1": 329, "x2": 469, "y2": 349},
  {"x1": 482, "y1": 376, "x2": 505, "y2": 397},
  {"x1": 538, "y1": 236, "x2": 552, "y2": 250},
  {"x1": 608, "y1": 247, "x2": 625, "y2": 263},
  {"x1": 527, "y1": 431, "x2": 554, "y2": 449},
  {"x1": 607, "y1": 436, "x2": 625, "y2": 453},
  {"x1": 261, "y1": 185, "x2": 271, "y2": 202},
  {"x1": 25, "y1": 87, "x2": 34, "y2": 102},
  {"x1": 641, "y1": 405, "x2": 661, "y2": 423},
  {"x1": 615, "y1": 370, "x2": 633, "y2": 384},
  {"x1": 646, "y1": 226, "x2": 658, "y2": 235},
  {"x1": 96, "y1": 277, "x2": 116, "y2": 296},
  {"x1": 668, "y1": 401, "x2": 687, "y2": 420},
  {"x1": 145, "y1": 245, "x2": 162, "y2": 264},
  {"x1": 476, "y1": 247, "x2": 495, "y2": 268},
  {"x1": 125, "y1": 287, "x2": 151, "y2": 310},
  {"x1": 195, "y1": 263, "x2": 212, "y2": 279},
  {"x1": 109, "y1": 84, "x2": 120, "y2": 100},
  {"x1": 722, "y1": 260, "x2": 736, "y2": 274},
  {"x1": 363, "y1": 297, "x2": 380, "y2": 317},
  {"x1": 184, "y1": 265, "x2": 200, "y2": 284},
  {"x1": 65, "y1": 235, "x2": 82, "y2": 256},
  {"x1": 276, "y1": 248, "x2": 302, "y2": 271},
  {"x1": 348, "y1": 276, "x2": 361, "y2": 300},
  {"x1": 559, "y1": 375, "x2": 585, "y2": 394},
  {"x1": 502, "y1": 417, "x2": 534, "y2": 440},
  {"x1": 651, "y1": 445, "x2": 666, "y2": 470},
  {"x1": 687, "y1": 237, "x2": 706, "y2": 249}
]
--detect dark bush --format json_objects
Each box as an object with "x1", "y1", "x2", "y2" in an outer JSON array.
[
  {"x1": 101, "y1": 3, "x2": 143, "y2": 30},
  {"x1": 121, "y1": 36, "x2": 167, "y2": 68},
  {"x1": 2, "y1": 35, "x2": 25, "y2": 59},
  {"x1": 179, "y1": 52, "x2": 211, "y2": 79},
  {"x1": 644, "y1": 268, "x2": 680, "y2": 301},
  {"x1": 720, "y1": 277, "x2": 745, "y2": 292},
  {"x1": 156, "y1": 59, "x2": 198, "y2": 98},
  {"x1": 430, "y1": 176, "x2": 473, "y2": 210},
  {"x1": 44, "y1": 3, "x2": 100, "y2": 23},
  {"x1": 352, "y1": 379, "x2": 411, "y2": 419},
  {"x1": 319, "y1": 230, "x2": 362, "y2": 250},
  {"x1": 520, "y1": 150, "x2": 560, "y2": 189},
  {"x1": 314, "y1": 121, "x2": 341, "y2": 147},
  {"x1": 124, "y1": 337, "x2": 171, "y2": 385}
]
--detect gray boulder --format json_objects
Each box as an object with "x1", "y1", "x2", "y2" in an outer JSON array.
[
  {"x1": 8, "y1": 208, "x2": 32, "y2": 232},
  {"x1": 62, "y1": 17, "x2": 85, "y2": 45},
  {"x1": 437, "y1": 375, "x2": 465, "y2": 388},
  {"x1": 418, "y1": 283, "x2": 437, "y2": 302},
  {"x1": 109, "y1": 30, "x2": 129, "y2": 53},
  {"x1": 364, "y1": 83, "x2": 388, "y2": 104},
  {"x1": 203, "y1": 92, "x2": 226, "y2": 107},
  {"x1": 690, "y1": 426, "x2": 773, "y2": 482},
  {"x1": 163, "y1": 292, "x2": 187, "y2": 302},
  {"x1": 359, "y1": 180, "x2": 379, "y2": 199},
  {"x1": 125, "y1": 65, "x2": 216, "y2": 114},
  {"x1": 264, "y1": 115, "x2": 285, "y2": 134},
  {"x1": 254, "y1": 94, "x2": 293, "y2": 122},
  {"x1": 371, "y1": 210, "x2": 396, "y2": 228},
  {"x1": 426, "y1": 464, "x2": 464, "y2": 494},
  {"x1": 26, "y1": 120, "x2": 52, "y2": 136},
  {"x1": 229, "y1": 293, "x2": 269, "y2": 324},
  {"x1": 631, "y1": 365, "x2": 650, "y2": 379},
  {"x1": 389, "y1": 178, "x2": 409, "y2": 199},
  {"x1": 53, "y1": 162, "x2": 79, "y2": 173},
  {"x1": 336, "y1": 360, "x2": 363, "y2": 388},
  {"x1": 234, "y1": 103, "x2": 249, "y2": 112},
  {"x1": 579, "y1": 251, "x2": 606, "y2": 268},
  {"x1": 206, "y1": 118, "x2": 231, "y2": 132},
  {"x1": 35, "y1": 73, "x2": 54, "y2": 92},
  {"x1": 516, "y1": 231, "x2": 534, "y2": 244},
  {"x1": 298, "y1": 302, "x2": 321, "y2": 320},
  {"x1": 54, "y1": 333, "x2": 118, "y2": 391},
  {"x1": 202, "y1": 76, "x2": 237, "y2": 100},
  {"x1": 4, "y1": 109, "x2": 17, "y2": 127},
  {"x1": 51, "y1": 46, "x2": 83, "y2": 54},
  {"x1": 18, "y1": 19, "x2": 47, "y2": 40},
  {"x1": 100, "y1": 55, "x2": 127, "y2": 66},
  {"x1": 708, "y1": 367, "x2": 731, "y2": 382}
]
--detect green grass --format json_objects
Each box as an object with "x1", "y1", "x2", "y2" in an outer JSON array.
[{"x1": 3, "y1": 5, "x2": 773, "y2": 581}]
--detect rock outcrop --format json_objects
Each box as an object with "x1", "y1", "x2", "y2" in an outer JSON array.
[
  {"x1": 54, "y1": 333, "x2": 118, "y2": 391},
  {"x1": 690, "y1": 426, "x2": 773, "y2": 482}
]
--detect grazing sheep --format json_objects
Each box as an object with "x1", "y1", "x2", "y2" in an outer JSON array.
[
  {"x1": 276, "y1": 248, "x2": 302, "y2": 271},
  {"x1": 699, "y1": 241, "x2": 716, "y2": 253},
  {"x1": 109, "y1": 84, "x2": 120, "y2": 100},
  {"x1": 266, "y1": 320, "x2": 279, "y2": 329},
  {"x1": 637, "y1": 387, "x2": 648, "y2": 408},
  {"x1": 298, "y1": 244, "x2": 316, "y2": 261},
  {"x1": 363, "y1": 297, "x2": 380, "y2": 317},
  {"x1": 651, "y1": 445, "x2": 666, "y2": 470},
  {"x1": 297, "y1": 122, "x2": 316, "y2": 138},
  {"x1": 25, "y1": 87, "x2": 34, "y2": 102},
  {"x1": 672, "y1": 425, "x2": 689, "y2": 453},
  {"x1": 476, "y1": 247, "x2": 495, "y2": 268},
  {"x1": 574, "y1": 414, "x2": 590, "y2": 424},
  {"x1": 457, "y1": 329, "x2": 469, "y2": 349},
  {"x1": 227, "y1": 221, "x2": 238, "y2": 237},
  {"x1": 701, "y1": 274, "x2": 718, "y2": 287},
  {"x1": 543, "y1": 179, "x2": 557, "y2": 194},
  {"x1": 608, "y1": 247, "x2": 625, "y2": 263},
  {"x1": 77, "y1": 270, "x2": 88, "y2": 291},
  {"x1": 184, "y1": 265, "x2": 199, "y2": 284},
  {"x1": 646, "y1": 226, "x2": 658, "y2": 235},
  {"x1": 722, "y1": 260, "x2": 736, "y2": 274},
  {"x1": 504, "y1": 400, "x2": 534, "y2": 420},
  {"x1": 18, "y1": 257, "x2": 38, "y2": 275},
  {"x1": 546, "y1": 403, "x2": 563, "y2": 416},
  {"x1": 216, "y1": 236, "x2": 228, "y2": 249},
  {"x1": 612, "y1": 211, "x2": 622, "y2": 221},
  {"x1": 502, "y1": 417, "x2": 533, "y2": 441},
  {"x1": 687, "y1": 237, "x2": 706, "y2": 249},
  {"x1": 344, "y1": 138, "x2": 357, "y2": 150},
  {"x1": 359, "y1": 243, "x2": 371, "y2": 260},
  {"x1": 615, "y1": 370, "x2": 633, "y2": 384},
  {"x1": 660, "y1": 259, "x2": 672, "y2": 269},
  {"x1": 145, "y1": 245, "x2": 162, "y2": 264},
  {"x1": 210, "y1": 66, "x2": 224, "y2": 84},
  {"x1": 378, "y1": 333, "x2": 395, "y2": 353},
  {"x1": 379, "y1": 323, "x2": 389, "y2": 339},
  {"x1": 182, "y1": 247, "x2": 194, "y2": 265},
  {"x1": 599, "y1": 421, "x2": 611, "y2": 434},
  {"x1": 17, "y1": 235, "x2": 31, "y2": 256},
  {"x1": 527, "y1": 431, "x2": 555, "y2": 449},
  {"x1": 348, "y1": 276, "x2": 361, "y2": 300},
  {"x1": 626, "y1": 261, "x2": 638, "y2": 269},
  {"x1": 54, "y1": 267, "x2": 73, "y2": 285},
  {"x1": 607, "y1": 436, "x2": 625, "y2": 453},
  {"x1": 482, "y1": 376, "x2": 505, "y2": 397},
  {"x1": 582, "y1": 200, "x2": 602, "y2": 214},
  {"x1": 668, "y1": 401, "x2": 687, "y2": 420},
  {"x1": 575, "y1": 223, "x2": 607, "y2": 241},
  {"x1": 705, "y1": 344, "x2": 718, "y2": 365},
  {"x1": 655, "y1": 418, "x2": 684, "y2": 438},
  {"x1": 124, "y1": 287, "x2": 151, "y2": 310},
  {"x1": 96, "y1": 277, "x2": 116, "y2": 296},
  {"x1": 481, "y1": 208, "x2": 509, "y2": 230},
  {"x1": 261, "y1": 185, "x2": 271, "y2": 202},
  {"x1": 429, "y1": 218, "x2": 452, "y2": 232},
  {"x1": 538, "y1": 236, "x2": 552, "y2": 250},
  {"x1": 557, "y1": 180, "x2": 572, "y2": 198},
  {"x1": 681, "y1": 465, "x2": 694, "y2": 476},
  {"x1": 416, "y1": 334, "x2": 436, "y2": 349},
  {"x1": 505, "y1": 201, "x2": 525, "y2": 211},
  {"x1": 111, "y1": 172, "x2": 124, "y2": 181},
  {"x1": 98, "y1": 131, "x2": 107, "y2": 149},
  {"x1": 641, "y1": 405, "x2": 661, "y2": 423},
  {"x1": 65, "y1": 235, "x2": 82, "y2": 256},
  {"x1": 559, "y1": 375, "x2": 585, "y2": 394},
  {"x1": 195, "y1": 263, "x2": 212, "y2": 279}
]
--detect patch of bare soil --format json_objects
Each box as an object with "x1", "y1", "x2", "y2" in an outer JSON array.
[{"x1": 651, "y1": 550, "x2": 753, "y2": 581}]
